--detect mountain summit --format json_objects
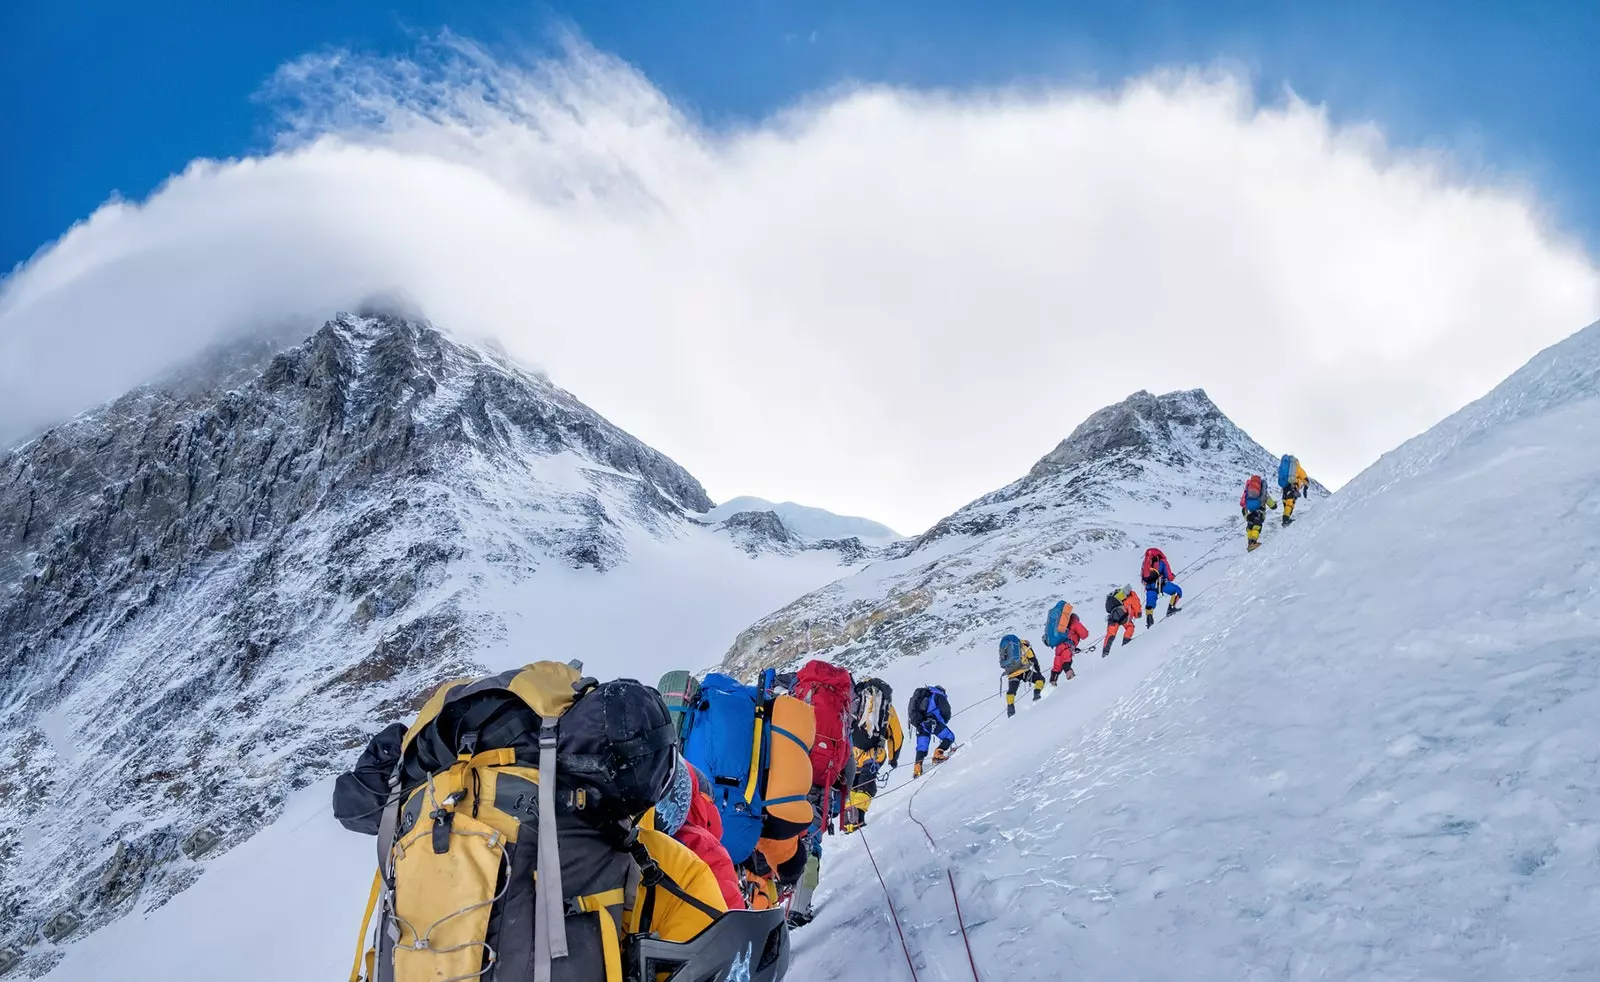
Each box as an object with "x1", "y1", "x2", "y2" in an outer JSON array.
[{"x1": 1026, "y1": 388, "x2": 1252, "y2": 481}]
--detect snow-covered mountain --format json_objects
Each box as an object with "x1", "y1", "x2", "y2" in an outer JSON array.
[
  {"x1": 27, "y1": 315, "x2": 1600, "y2": 982},
  {"x1": 0, "y1": 313, "x2": 864, "y2": 976},
  {"x1": 781, "y1": 320, "x2": 1600, "y2": 980},
  {"x1": 700, "y1": 497, "x2": 903, "y2": 545},
  {"x1": 722, "y1": 388, "x2": 1304, "y2": 679}
]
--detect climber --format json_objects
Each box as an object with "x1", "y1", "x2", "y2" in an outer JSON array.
[
  {"x1": 1043, "y1": 600, "x2": 1089, "y2": 683},
  {"x1": 679, "y1": 669, "x2": 815, "y2": 914},
  {"x1": 335, "y1": 663, "x2": 755, "y2": 982},
  {"x1": 907, "y1": 684, "x2": 956, "y2": 777},
  {"x1": 842, "y1": 677, "x2": 903, "y2": 832},
  {"x1": 998, "y1": 634, "x2": 1046, "y2": 717},
  {"x1": 1240, "y1": 473, "x2": 1279, "y2": 552},
  {"x1": 1101, "y1": 585, "x2": 1141, "y2": 656},
  {"x1": 1140, "y1": 547, "x2": 1183, "y2": 626},
  {"x1": 1277, "y1": 454, "x2": 1311, "y2": 526},
  {"x1": 786, "y1": 822, "x2": 827, "y2": 928},
  {"x1": 649, "y1": 754, "x2": 746, "y2": 910}
]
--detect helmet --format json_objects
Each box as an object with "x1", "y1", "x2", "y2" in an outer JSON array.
[
  {"x1": 653, "y1": 754, "x2": 694, "y2": 836},
  {"x1": 625, "y1": 908, "x2": 790, "y2": 981}
]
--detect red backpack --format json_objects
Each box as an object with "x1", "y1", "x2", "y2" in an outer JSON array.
[
  {"x1": 792, "y1": 660, "x2": 855, "y2": 823},
  {"x1": 1142, "y1": 548, "x2": 1167, "y2": 581}
]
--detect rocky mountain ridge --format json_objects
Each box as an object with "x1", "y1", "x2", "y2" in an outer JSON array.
[
  {"x1": 721, "y1": 388, "x2": 1306, "y2": 678},
  {"x1": 0, "y1": 312, "x2": 860, "y2": 976}
]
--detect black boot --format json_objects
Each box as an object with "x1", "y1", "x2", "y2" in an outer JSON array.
[
  {"x1": 1032, "y1": 688, "x2": 1042, "y2": 702},
  {"x1": 1101, "y1": 638, "x2": 1113, "y2": 657},
  {"x1": 1006, "y1": 703, "x2": 1016, "y2": 718},
  {"x1": 1121, "y1": 635, "x2": 1132, "y2": 646},
  {"x1": 1145, "y1": 611, "x2": 1154, "y2": 628}
]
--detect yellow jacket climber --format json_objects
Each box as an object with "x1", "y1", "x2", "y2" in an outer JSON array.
[
  {"x1": 1279, "y1": 456, "x2": 1311, "y2": 525},
  {"x1": 625, "y1": 827, "x2": 730, "y2": 940}
]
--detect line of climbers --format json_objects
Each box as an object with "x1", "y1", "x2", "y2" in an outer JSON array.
[
  {"x1": 1240, "y1": 453, "x2": 1312, "y2": 552},
  {"x1": 329, "y1": 456, "x2": 1316, "y2": 982},
  {"x1": 995, "y1": 545, "x2": 1185, "y2": 717},
  {"x1": 655, "y1": 663, "x2": 942, "y2": 931}
]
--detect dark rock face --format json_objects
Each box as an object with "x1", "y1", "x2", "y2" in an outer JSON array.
[
  {"x1": 1025, "y1": 389, "x2": 1233, "y2": 480},
  {"x1": 0, "y1": 313, "x2": 715, "y2": 972}
]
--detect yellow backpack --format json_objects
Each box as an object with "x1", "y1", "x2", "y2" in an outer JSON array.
[{"x1": 347, "y1": 661, "x2": 686, "y2": 982}]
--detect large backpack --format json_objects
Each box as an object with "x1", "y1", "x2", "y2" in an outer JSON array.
[
  {"x1": 998, "y1": 634, "x2": 1026, "y2": 674},
  {"x1": 1043, "y1": 601, "x2": 1074, "y2": 647},
  {"x1": 681, "y1": 671, "x2": 815, "y2": 866},
  {"x1": 656, "y1": 670, "x2": 701, "y2": 743},
  {"x1": 908, "y1": 686, "x2": 948, "y2": 732},
  {"x1": 851, "y1": 678, "x2": 894, "y2": 751},
  {"x1": 791, "y1": 660, "x2": 855, "y2": 825},
  {"x1": 1278, "y1": 454, "x2": 1297, "y2": 490},
  {"x1": 1244, "y1": 474, "x2": 1264, "y2": 509},
  {"x1": 1142, "y1": 548, "x2": 1167, "y2": 583},
  {"x1": 348, "y1": 662, "x2": 679, "y2": 982}
]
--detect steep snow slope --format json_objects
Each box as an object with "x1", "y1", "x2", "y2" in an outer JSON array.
[
  {"x1": 701, "y1": 497, "x2": 904, "y2": 544},
  {"x1": 0, "y1": 313, "x2": 861, "y2": 976},
  {"x1": 32, "y1": 385, "x2": 1306, "y2": 981},
  {"x1": 723, "y1": 389, "x2": 1302, "y2": 679},
  {"x1": 37, "y1": 314, "x2": 1599, "y2": 982},
  {"x1": 785, "y1": 322, "x2": 1600, "y2": 981}
]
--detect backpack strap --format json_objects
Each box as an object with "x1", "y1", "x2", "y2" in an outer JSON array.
[
  {"x1": 533, "y1": 717, "x2": 566, "y2": 982},
  {"x1": 627, "y1": 841, "x2": 724, "y2": 930},
  {"x1": 570, "y1": 889, "x2": 628, "y2": 982},
  {"x1": 348, "y1": 869, "x2": 383, "y2": 982},
  {"x1": 374, "y1": 765, "x2": 401, "y2": 883}
]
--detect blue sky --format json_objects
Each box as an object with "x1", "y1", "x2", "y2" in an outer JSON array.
[{"x1": 3, "y1": 0, "x2": 1598, "y2": 275}]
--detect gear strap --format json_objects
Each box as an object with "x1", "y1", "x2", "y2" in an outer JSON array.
[
  {"x1": 571, "y1": 889, "x2": 627, "y2": 982},
  {"x1": 348, "y1": 869, "x2": 382, "y2": 982}
]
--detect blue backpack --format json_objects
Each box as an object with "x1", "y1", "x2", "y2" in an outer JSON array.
[
  {"x1": 998, "y1": 634, "x2": 1026, "y2": 674},
  {"x1": 1278, "y1": 454, "x2": 1296, "y2": 490},
  {"x1": 1043, "y1": 600, "x2": 1070, "y2": 647},
  {"x1": 680, "y1": 670, "x2": 809, "y2": 864}
]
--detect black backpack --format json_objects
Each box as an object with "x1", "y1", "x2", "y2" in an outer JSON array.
[{"x1": 337, "y1": 664, "x2": 684, "y2": 982}]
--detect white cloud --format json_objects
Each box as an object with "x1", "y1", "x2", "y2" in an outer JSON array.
[{"x1": 1, "y1": 35, "x2": 1596, "y2": 533}]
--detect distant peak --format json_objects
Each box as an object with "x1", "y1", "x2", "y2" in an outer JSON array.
[
  {"x1": 702, "y1": 496, "x2": 902, "y2": 542},
  {"x1": 1026, "y1": 388, "x2": 1229, "y2": 480}
]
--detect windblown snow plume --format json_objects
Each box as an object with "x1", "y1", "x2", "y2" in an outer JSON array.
[{"x1": 2, "y1": 34, "x2": 1596, "y2": 531}]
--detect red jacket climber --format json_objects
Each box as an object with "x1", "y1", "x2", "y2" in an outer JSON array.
[{"x1": 1051, "y1": 613, "x2": 1089, "y2": 683}]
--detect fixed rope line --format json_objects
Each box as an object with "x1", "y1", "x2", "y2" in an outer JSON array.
[
  {"x1": 859, "y1": 519, "x2": 1258, "y2": 967},
  {"x1": 859, "y1": 829, "x2": 921, "y2": 982},
  {"x1": 903, "y1": 736, "x2": 986, "y2": 982}
]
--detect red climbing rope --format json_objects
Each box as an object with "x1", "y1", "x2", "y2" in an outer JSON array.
[
  {"x1": 860, "y1": 829, "x2": 920, "y2": 982},
  {"x1": 903, "y1": 734, "x2": 997, "y2": 982},
  {"x1": 947, "y1": 869, "x2": 982, "y2": 982}
]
